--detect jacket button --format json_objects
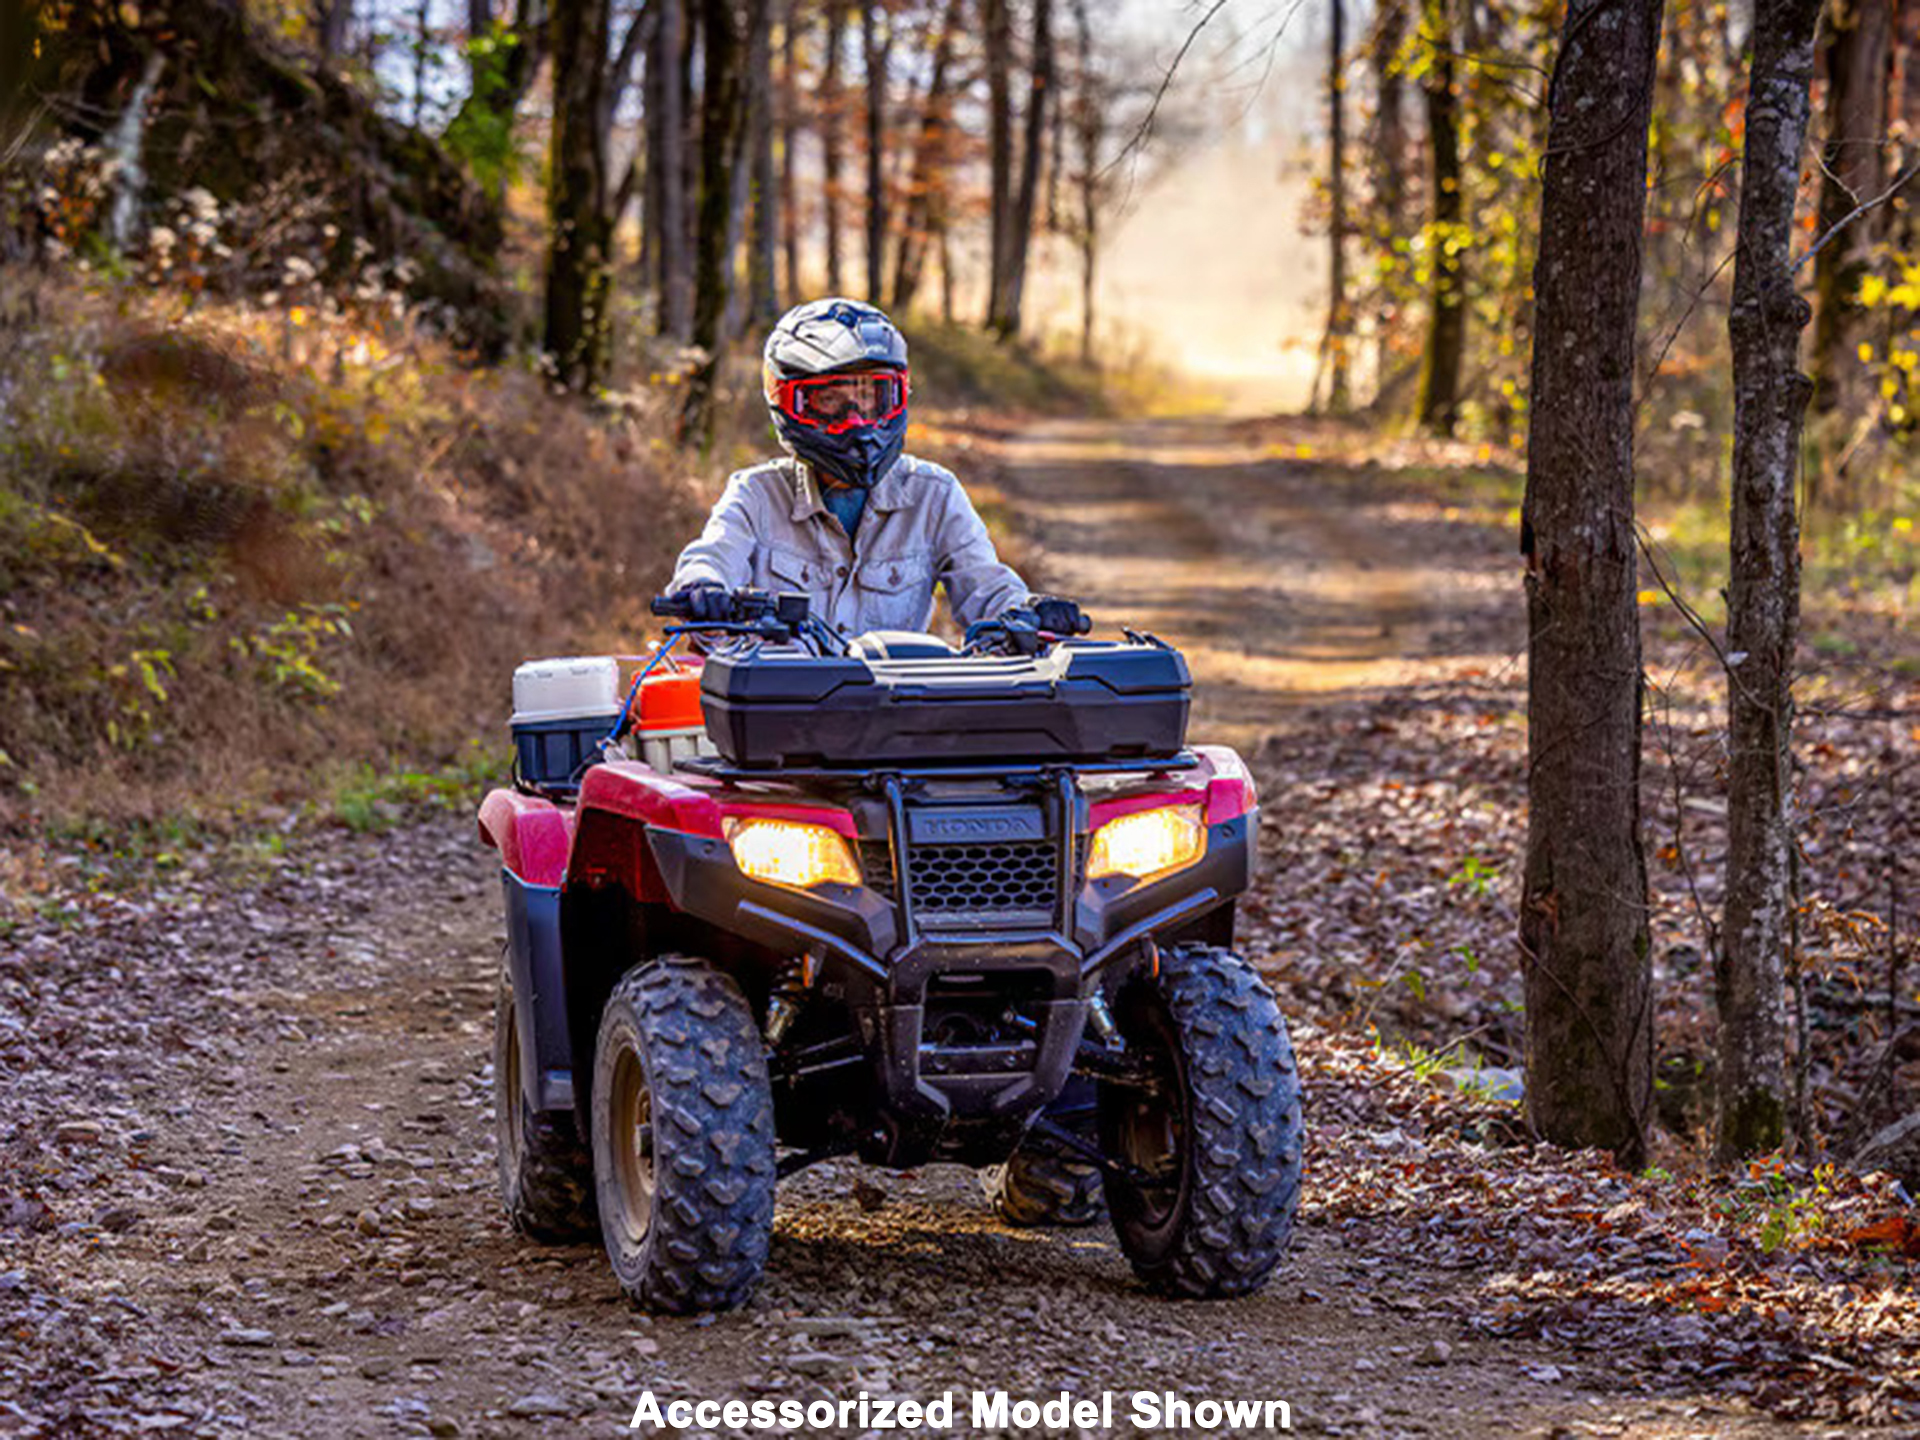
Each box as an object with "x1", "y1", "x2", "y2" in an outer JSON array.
[{"x1": 836, "y1": 565, "x2": 849, "y2": 579}]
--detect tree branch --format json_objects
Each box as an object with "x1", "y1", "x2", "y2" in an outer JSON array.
[{"x1": 1793, "y1": 157, "x2": 1920, "y2": 273}]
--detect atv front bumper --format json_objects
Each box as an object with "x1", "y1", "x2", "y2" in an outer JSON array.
[{"x1": 643, "y1": 810, "x2": 1252, "y2": 1165}]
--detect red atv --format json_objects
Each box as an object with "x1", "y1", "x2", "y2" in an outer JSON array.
[{"x1": 477, "y1": 590, "x2": 1302, "y2": 1312}]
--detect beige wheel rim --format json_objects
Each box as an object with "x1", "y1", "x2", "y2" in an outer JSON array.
[{"x1": 608, "y1": 1042, "x2": 655, "y2": 1242}]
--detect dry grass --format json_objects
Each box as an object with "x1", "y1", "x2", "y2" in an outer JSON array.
[{"x1": 0, "y1": 270, "x2": 705, "y2": 827}]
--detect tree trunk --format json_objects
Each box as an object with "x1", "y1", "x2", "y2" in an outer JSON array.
[
  {"x1": 780, "y1": 0, "x2": 802, "y2": 305},
  {"x1": 1718, "y1": 0, "x2": 1823, "y2": 1161},
  {"x1": 1323, "y1": 0, "x2": 1350, "y2": 411},
  {"x1": 1073, "y1": 0, "x2": 1098, "y2": 366},
  {"x1": 318, "y1": 0, "x2": 353, "y2": 58},
  {"x1": 938, "y1": 213, "x2": 955, "y2": 323},
  {"x1": 411, "y1": 0, "x2": 432, "y2": 127},
  {"x1": 1809, "y1": 0, "x2": 1891, "y2": 420},
  {"x1": 1416, "y1": 0, "x2": 1463, "y2": 435},
  {"x1": 985, "y1": 0, "x2": 1013, "y2": 327},
  {"x1": 748, "y1": 5, "x2": 779, "y2": 325},
  {"x1": 1518, "y1": 0, "x2": 1663, "y2": 1170},
  {"x1": 1369, "y1": 0, "x2": 1406, "y2": 394},
  {"x1": 650, "y1": 0, "x2": 691, "y2": 336},
  {"x1": 681, "y1": 0, "x2": 749, "y2": 438},
  {"x1": 823, "y1": 0, "x2": 846, "y2": 293},
  {"x1": 891, "y1": 0, "x2": 962, "y2": 312},
  {"x1": 993, "y1": 0, "x2": 1051, "y2": 339},
  {"x1": 862, "y1": 2, "x2": 890, "y2": 304},
  {"x1": 543, "y1": 0, "x2": 614, "y2": 391}
]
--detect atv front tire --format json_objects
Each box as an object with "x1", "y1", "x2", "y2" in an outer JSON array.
[
  {"x1": 493, "y1": 965, "x2": 597, "y2": 1242},
  {"x1": 592, "y1": 955, "x2": 777, "y2": 1313},
  {"x1": 1099, "y1": 944, "x2": 1303, "y2": 1298}
]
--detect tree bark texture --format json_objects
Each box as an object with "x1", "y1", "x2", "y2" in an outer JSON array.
[
  {"x1": 748, "y1": 6, "x2": 779, "y2": 325},
  {"x1": 1324, "y1": 0, "x2": 1351, "y2": 411},
  {"x1": 780, "y1": 0, "x2": 802, "y2": 305},
  {"x1": 823, "y1": 0, "x2": 846, "y2": 294},
  {"x1": 1072, "y1": 0, "x2": 1098, "y2": 366},
  {"x1": 1808, "y1": 0, "x2": 1890, "y2": 418},
  {"x1": 1416, "y1": 0, "x2": 1463, "y2": 435},
  {"x1": 319, "y1": 0, "x2": 353, "y2": 58},
  {"x1": 891, "y1": 0, "x2": 962, "y2": 312},
  {"x1": 681, "y1": 0, "x2": 749, "y2": 438},
  {"x1": 862, "y1": 2, "x2": 890, "y2": 304},
  {"x1": 1718, "y1": 0, "x2": 1822, "y2": 1161},
  {"x1": 993, "y1": 0, "x2": 1051, "y2": 338},
  {"x1": 1518, "y1": 0, "x2": 1663, "y2": 1169},
  {"x1": 543, "y1": 0, "x2": 615, "y2": 391},
  {"x1": 1369, "y1": 0, "x2": 1406, "y2": 389},
  {"x1": 649, "y1": 0, "x2": 691, "y2": 336},
  {"x1": 985, "y1": 0, "x2": 1013, "y2": 327}
]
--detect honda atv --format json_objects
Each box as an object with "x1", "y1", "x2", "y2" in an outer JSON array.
[{"x1": 477, "y1": 590, "x2": 1303, "y2": 1312}]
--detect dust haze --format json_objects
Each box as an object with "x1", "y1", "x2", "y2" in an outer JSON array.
[{"x1": 1030, "y1": 13, "x2": 1328, "y2": 414}]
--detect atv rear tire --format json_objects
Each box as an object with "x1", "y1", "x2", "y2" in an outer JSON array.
[
  {"x1": 592, "y1": 955, "x2": 777, "y2": 1313},
  {"x1": 493, "y1": 965, "x2": 597, "y2": 1242},
  {"x1": 1099, "y1": 944, "x2": 1303, "y2": 1299}
]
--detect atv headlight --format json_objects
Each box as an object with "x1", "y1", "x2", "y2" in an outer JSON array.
[
  {"x1": 1087, "y1": 803, "x2": 1206, "y2": 883},
  {"x1": 725, "y1": 819, "x2": 860, "y2": 889}
]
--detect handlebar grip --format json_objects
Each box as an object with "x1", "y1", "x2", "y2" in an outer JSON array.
[{"x1": 650, "y1": 595, "x2": 689, "y2": 618}]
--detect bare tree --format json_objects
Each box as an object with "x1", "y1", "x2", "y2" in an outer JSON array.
[
  {"x1": 1321, "y1": 0, "x2": 1351, "y2": 412},
  {"x1": 748, "y1": 5, "x2": 780, "y2": 324},
  {"x1": 992, "y1": 0, "x2": 1052, "y2": 338},
  {"x1": 318, "y1": 0, "x2": 353, "y2": 59},
  {"x1": 1718, "y1": 0, "x2": 1825, "y2": 1161},
  {"x1": 1416, "y1": 0, "x2": 1463, "y2": 435},
  {"x1": 985, "y1": 0, "x2": 1013, "y2": 325},
  {"x1": 681, "y1": 0, "x2": 754, "y2": 437},
  {"x1": 862, "y1": 2, "x2": 891, "y2": 303},
  {"x1": 891, "y1": 0, "x2": 963, "y2": 311},
  {"x1": 823, "y1": 0, "x2": 847, "y2": 293},
  {"x1": 1071, "y1": 0, "x2": 1100, "y2": 365},
  {"x1": 544, "y1": 0, "x2": 615, "y2": 389},
  {"x1": 1808, "y1": 0, "x2": 1891, "y2": 425},
  {"x1": 1518, "y1": 0, "x2": 1664, "y2": 1169},
  {"x1": 1369, "y1": 0, "x2": 1407, "y2": 395},
  {"x1": 646, "y1": 0, "x2": 691, "y2": 335},
  {"x1": 780, "y1": 0, "x2": 803, "y2": 304}
]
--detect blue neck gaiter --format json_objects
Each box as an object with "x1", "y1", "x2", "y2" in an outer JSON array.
[{"x1": 822, "y1": 484, "x2": 869, "y2": 539}]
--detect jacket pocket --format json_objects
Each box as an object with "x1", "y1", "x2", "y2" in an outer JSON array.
[{"x1": 855, "y1": 552, "x2": 935, "y2": 633}]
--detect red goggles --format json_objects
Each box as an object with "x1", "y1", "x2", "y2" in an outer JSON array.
[{"x1": 774, "y1": 369, "x2": 909, "y2": 434}]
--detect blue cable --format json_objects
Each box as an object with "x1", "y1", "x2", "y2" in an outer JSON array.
[{"x1": 604, "y1": 629, "x2": 687, "y2": 748}]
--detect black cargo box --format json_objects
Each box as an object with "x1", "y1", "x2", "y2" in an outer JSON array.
[{"x1": 697, "y1": 641, "x2": 1190, "y2": 768}]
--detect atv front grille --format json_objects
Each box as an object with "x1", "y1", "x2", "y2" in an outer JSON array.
[{"x1": 860, "y1": 838, "x2": 1065, "y2": 927}]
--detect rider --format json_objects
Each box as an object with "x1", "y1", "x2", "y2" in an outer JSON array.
[{"x1": 665, "y1": 298, "x2": 1086, "y2": 641}]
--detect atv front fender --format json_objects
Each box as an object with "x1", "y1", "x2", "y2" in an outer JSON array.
[{"x1": 477, "y1": 789, "x2": 578, "y2": 1115}]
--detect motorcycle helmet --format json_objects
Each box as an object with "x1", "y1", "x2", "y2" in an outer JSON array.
[{"x1": 763, "y1": 298, "x2": 910, "y2": 490}]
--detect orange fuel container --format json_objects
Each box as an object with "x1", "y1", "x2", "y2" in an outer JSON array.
[
  {"x1": 637, "y1": 669, "x2": 704, "y2": 732},
  {"x1": 633, "y1": 667, "x2": 710, "y2": 773}
]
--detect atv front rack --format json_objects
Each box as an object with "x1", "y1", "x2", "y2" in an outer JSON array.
[{"x1": 671, "y1": 749, "x2": 1203, "y2": 787}]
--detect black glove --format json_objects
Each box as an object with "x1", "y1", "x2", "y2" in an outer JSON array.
[
  {"x1": 1028, "y1": 594, "x2": 1091, "y2": 636},
  {"x1": 670, "y1": 581, "x2": 735, "y2": 624}
]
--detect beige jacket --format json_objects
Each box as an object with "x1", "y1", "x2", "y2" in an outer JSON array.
[{"x1": 669, "y1": 455, "x2": 1031, "y2": 636}]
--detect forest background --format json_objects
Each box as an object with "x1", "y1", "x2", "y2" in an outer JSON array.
[{"x1": 3, "y1": 0, "x2": 1920, "y2": 1429}]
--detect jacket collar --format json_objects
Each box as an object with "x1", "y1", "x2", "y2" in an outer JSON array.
[{"x1": 787, "y1": 456, "x2": 910, "y2": 523}]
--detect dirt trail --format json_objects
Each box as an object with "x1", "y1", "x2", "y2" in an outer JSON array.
[{"x1": 1, "y1": 416, "x2": 1797, "y2": 1439}]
